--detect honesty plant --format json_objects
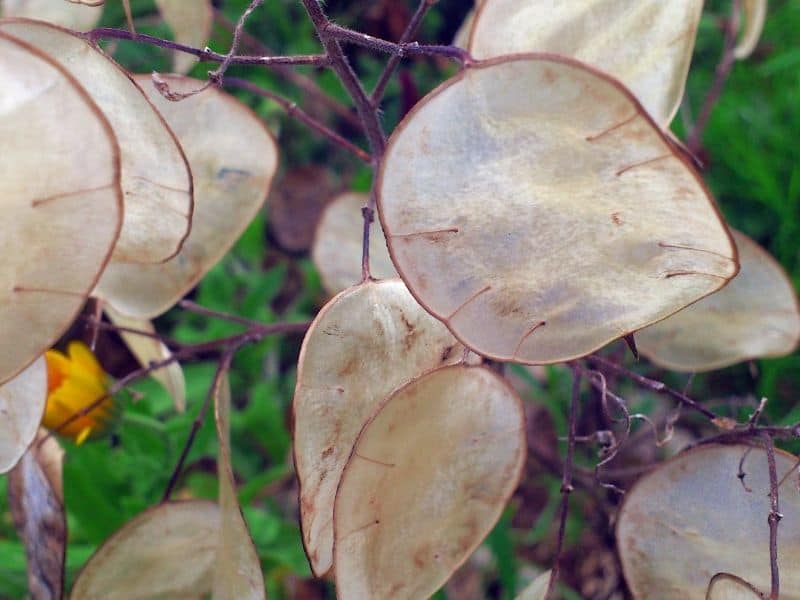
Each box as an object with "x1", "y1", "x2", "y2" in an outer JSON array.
[{"x1": 0, "y1": 0, "x2": 796, "y2": 598}]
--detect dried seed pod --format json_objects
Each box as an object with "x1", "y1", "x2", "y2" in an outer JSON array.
[
  {"x1": 95, "y1": 75, "x2": 278, "y2": 318},
  {"x1": 617, "y1": 444, "x2": 800, "y2": 599},
  {"x1": 294, "y1": 279, "x2": 465, "y2": 576},
  {"x1": 469, "y1": 0, "x2": 704, "y2": 124},
  {"x1": 0, "y1": 19, "x2": 194, "y2": 265},
  {"x1": 0, "y1": 358, "x2": 46, "y2": 473},
  {"x1": 378, "y1": 55, "x2": 737, "y2": 365},
  {"x1": 638, "y1": 230, "x2": 800, "y2": 372},
  {"x1": 0, "y1": 30, "x2": 122, "y2": 384},
  {"x1": 70, "y1": 501, "x2": 221, "y2": 599},
  {"x1": 333, "y1": 365, "x2": 526, "y2": 600}
]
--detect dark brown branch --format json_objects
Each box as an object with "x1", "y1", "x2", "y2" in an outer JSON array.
[
  {"x1": 300, "y1": 0, "x2": 386, "y2": 158},
  {"x1": 686, "y1": 0, "x2": 742, "y2": 154},
  {"x1": 325, "y1": 23, "x2": 471, "y2": 64},
  {"x1": 370, "y1": 0, "x2": 438, "y2": 105},
  {"x1": 762, "y1": 433, "x2": 781, "y2": 600},
  {"x1": 224, "y1": 77, "x2": 371, "y2": 163},
  {"x1": 161, "y1": 350, "x2": 234, "y2": 502},
  {"x1": 545, "y1": 368, "x2": 581, "y2": 600},
  {"x1": 586, "y1": 354, "x2": 718, "y2": 420},
  {"x1": 84, "y1": 28, "x2": 331, "y2": 67},
  {"x1": 213, "y1": 9, "x2": 361, "y2": 128},
  {"x1": 300, "y1": 0, "x2": 389, "y2": 286}
]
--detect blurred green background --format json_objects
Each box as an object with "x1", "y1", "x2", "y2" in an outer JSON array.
[{"x1": 1, "y1": 1, "x2": 798, "y2": 598}]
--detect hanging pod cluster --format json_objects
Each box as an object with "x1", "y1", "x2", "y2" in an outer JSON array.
[
  {"x1": 434, "y1": 0, "x2": 797, "y2": 370},
  {"x1": 1, "y1": 0, "x2": 795, "y2": 598},
  {"x1": 0, "y1": 15, "x2": 277, "y2": 599},
  {"x1": 303, "y1": 0, "x2": 796, "y2": 597}
]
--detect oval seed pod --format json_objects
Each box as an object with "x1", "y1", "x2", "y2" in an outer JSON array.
[
  {"x1": 0, "y1": 19, "x2": 194, "y2": 265},
  {"x1": 0, "y1": 357, "x2": 47, "y2": 474},
  {"x1": 94, "y1": 74, "x2": 279, "y2": 318},
  {"x1": 637, "y1": 229, "x2": 800, "y2": 372},
  {"x1": 294, "y1": 279, "x2": 466, "y2": 577},
  {"x1": 333, "y1": 365, "x2": 526, "y2": 600},
  {"x1": 469, "y1": 0, "x2": 704, "y2": 125},
  {"x1": 70, "y1": 501, "x2": 221, "y2": 599},
  {"x1": 617, "y1": 444, "x2": 800, "y2": 599},
  {"x1": 0, "y1": 30, "x2": 122, "y2": 385},
  {"x1": 378, "y1": 55, "x2": 737, "y2": 365}
]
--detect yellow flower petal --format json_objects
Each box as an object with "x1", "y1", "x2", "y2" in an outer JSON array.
[
  {"x1": 45, "y1": 349, "x2": 70, "y2": 393},
  {"x1": 42, "y1": 341, "x2": 115, "y2": 443},
  {"x1": 67, "y1": 341, "x2": 105, "y2": 380},
  {"x1": 75, "y1": 427, "x2": 93, "y2": 446}
]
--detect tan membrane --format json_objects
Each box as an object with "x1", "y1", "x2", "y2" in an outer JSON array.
[
  {"x1": 638, "y1": 230, "x2": 800, "y2": 372},
  {"x1": 293, "y1": 279, "x2": 465, "y2": 577},
  {"x1": 333, "y1": 365, "x2": 526, "y2": 599},
  {"x1": 95, "y1": 74, "x2": 278, "y2": 318},
  {"x1": 0, "y1": 19, "x2": 194, "y2": 265},
  {"x1": 617, "y1": 444, "x2": 800, "y2": 599},
  {"x1": 213, "y1": 375, "x2": 265, "y2": 599},
  {"x1": 1, "y1": 0, "x2": 102, "y2": 31},
  {"x1": 70, "y1": 501, "x2": 221, "y2": 599},
  {"x1": 378, "y1": 55, "x2": 737, "y2": 365},
  {"x1": 0, "y1": 358, "x2": 46, "y2": 474},
  {"x1": 0, "y1": 30, "x2": 122, "y2": 384},
  {"x1": 736, "y1": 0, "x2": 767, "y2": 60},
  {"x1": 469, "y1": 0, "x2": 703, "y2": 125},
  {"x1": 104, "y1": 306, "x2": 186, "y2": 412}
]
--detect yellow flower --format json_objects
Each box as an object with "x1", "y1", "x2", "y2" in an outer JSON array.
[{"x1": 42, "y1": 341, "x2": 115, "y2": 445}]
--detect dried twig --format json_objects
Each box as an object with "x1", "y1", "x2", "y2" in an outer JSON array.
[
  {"x1": 761, "y1": 433, "x2": 782, "y2": 600},
  {"x1": 85, "y1": 28, "x2": 331, "y2": 68},
  {"x1": 224, "y1": 77, "x2": 371, "y2": 163},
  {"x1": 545, "y1": 368, "x2": 581, "y2": 600},
  {"x1": 686, "y1": 0, "x2": 742, "y2": 154},
  {"x1": 586, "y1": 354, "x2": 718, "y2": 420},
  {"x1": 213, "y1": 9, "x2": 361, "y2": 127},
  {"x1": 370, "y1": 0, "x2": 439, "y2": 105},
  {"x1": 161, "y1": 349, "x2": 234, "y2": 501}
]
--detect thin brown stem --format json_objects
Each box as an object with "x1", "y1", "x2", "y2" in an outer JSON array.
[
  {"x1": 686, "y1": 0, "x2": 742, "y2": 154},
  {"x1": 85, "y1": 28, "x2": 331, "y2": 68},
  {"x1": 42, "y1": 320, "x2": 312, "y2": 443},
  {"x1": 208, "y1": 0, "x2": 263, "y2": 86},
  {"x1": 224, "y1": 77, "x2": 371, "y2": 163},
  {"x1": 161, "y1": 350, "x2": 235, "y2": 502},
  {"x1": 586, "y1": 354, "x2": 718, "y2": 420},
  {"x1": 300, "y1": 0, "x2": 386, "y2": 157},
  {"x1": 81, "y1": 316, "x2": 176, "y2": 345},
  {"x1": 325, "y1": 23, "x2": 471, "y2": 64},
  {"x1": 178, "y1": 299, "x2": 270, "y2": 328},
  {"x1": 762, "y1": 433, "x2": 781, "y2": 600},
  {"x1": 545, "y1": 368, "x2": 581, "y2": 600},
  {"x1": 370, "y1": 0, "x2": 438, "y2": 105},
  {"x1": 213, "y1": 9, "x2": 361, "y2": 128}
]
